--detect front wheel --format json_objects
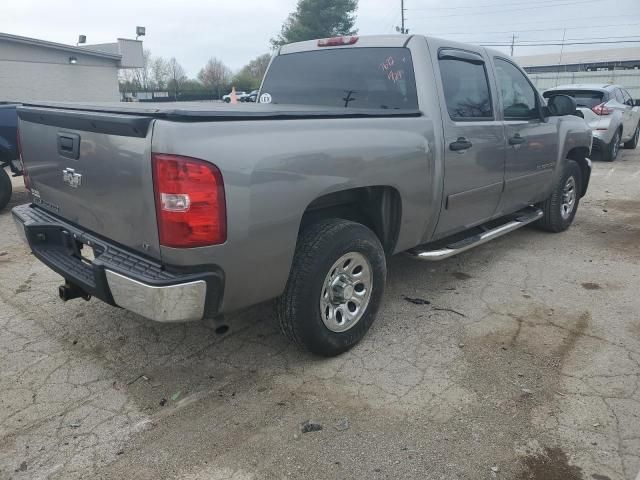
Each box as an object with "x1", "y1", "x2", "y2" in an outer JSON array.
[
  {"x1": 623, "y1": 123, "x2": 639, "y2": 149},
  {"x1": 536, "y1": 160, "x2": 582, "y2": 233},
  {"x1": 276, "y1": 219, "x2": 386, "y2": 357},
  {"x1": 0, "y1": 167, "x2": 12, "y2": 211}
]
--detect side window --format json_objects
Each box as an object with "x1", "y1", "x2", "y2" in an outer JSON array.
[
  {"x1": 438, "y1": 57, "x2": 493, "y2": 120},
  {"x1": 494, "y1": 58, "x2": 538, "y2": 120},
  {"x1": 614, "y1": 88, "x2": 625, "y2": 104},
  {"x1": 622, "y1": 89, "x2": 633, "y2": 106}
]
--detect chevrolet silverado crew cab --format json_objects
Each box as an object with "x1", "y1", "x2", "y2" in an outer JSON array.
[{"x1": 13, "y1": 35, "x2": 592, "y2": 356}]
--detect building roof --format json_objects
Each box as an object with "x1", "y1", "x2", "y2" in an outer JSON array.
[
  {"x1": 0, "y1": 32, "x2": 122, "y2": 61},
  {"x1": 516, "y1": 46, "x2": 640, "y2": 68}
]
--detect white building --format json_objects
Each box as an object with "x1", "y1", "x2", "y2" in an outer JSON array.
[{"x1": 0, "y1": 32, "x2": 143, "y2": 102}]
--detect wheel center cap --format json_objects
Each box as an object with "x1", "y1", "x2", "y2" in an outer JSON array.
[
  {"x1": 331, "y1": 276, "x2": 354, "y2": 303},
  {"x1": 343, "y1": 285, "x2": 354, "y2": 300}
]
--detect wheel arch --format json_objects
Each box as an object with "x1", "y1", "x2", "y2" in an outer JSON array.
[
  {"x1": 298, "y1": 186, "x2": 402, "y2": 255},
  {"x1": 566, "y1": 146, "x2": 591, "y2": 198}
]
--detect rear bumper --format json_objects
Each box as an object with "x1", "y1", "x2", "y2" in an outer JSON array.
[
  {"x1": 591, "y1": 134, "x2": 610, "y2": 150},
  {"x1": 12, "y1": 204, "x2": 223, "y2": 322}
]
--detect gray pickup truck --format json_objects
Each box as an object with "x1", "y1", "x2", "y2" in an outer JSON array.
[{"x1": 13, "y1": 35, "x2": 592, "y2": 356}]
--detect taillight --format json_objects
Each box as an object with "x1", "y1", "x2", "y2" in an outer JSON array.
[
  {"x1": 151, "y1": 153, "x2": 226, "y2": 248},
  {"x1": 592, "y1": 102, "x2": 612, "y2": 115},
  {"x1": 317, "y1": 36, "x2": 358, "y2": 47}
]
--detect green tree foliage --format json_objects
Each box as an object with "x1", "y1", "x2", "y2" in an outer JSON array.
[
  {"x1": 271, "y1": 0, "x2": 358, "y2": 48},
  {"x1": 232, "y1": 53, "x2": 272, "y2": 91}
]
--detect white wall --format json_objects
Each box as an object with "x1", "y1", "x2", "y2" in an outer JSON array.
[
  {"x1": 0, "y1": 61, "x2": 119, "y2": 102},
  {"x1": 0, "y1": 40, "x2": 120, "y2": 102}
]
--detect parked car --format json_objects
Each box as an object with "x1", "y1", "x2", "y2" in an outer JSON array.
[
  {"x1": 0, "y1": 103, "x2": 21, "y2": 210},
  {"x1": 543, "y1": 84, "x2": 640, "y2": 161},
  {"x1": 222, "y1": 91, "x2": 248, "y2": 103},
  {"x1": 245, "y1": 90, "x2": 259, "y2": 103},
  {"x1": 13, "y1": 35, "x2": 591, "y2": 356}
]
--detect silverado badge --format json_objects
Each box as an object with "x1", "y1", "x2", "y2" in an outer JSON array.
[{"x1": 62, "y1": 167, "x2": 82, "y2": 188}]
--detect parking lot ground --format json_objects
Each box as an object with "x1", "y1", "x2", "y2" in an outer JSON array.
[{"x1": 0, "y1": 149, "x2": 639, "y2": 480}]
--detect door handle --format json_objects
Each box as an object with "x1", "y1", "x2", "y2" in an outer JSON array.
[
  {"x1": 509, "y1": 134, "x2": 526, "y2": 145},
  {"x1": 449, "y1": 137, "x2": 473, "y2": 151}
]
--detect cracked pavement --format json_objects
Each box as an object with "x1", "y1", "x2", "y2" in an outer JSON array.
[{"x1": 0, "y1": 148, "x2": 639, "y2": 480}]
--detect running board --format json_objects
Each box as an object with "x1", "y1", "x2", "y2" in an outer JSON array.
[{"x1": 408, "y1": 207, "x2": 543, "y2": 261}]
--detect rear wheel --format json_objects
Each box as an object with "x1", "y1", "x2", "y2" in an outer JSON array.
[
  {"x1": 536, "y1": 160, "x2": 582, "y2": 233},
  {"x1": 623, "y1": 123, "x2": 640, "y2": 149},
  {"x1": 276, "y1": 219, "x2": 386, "y2": 357},
  {"x1": 602, "y1": 129, "x2": 621, "y2": 161},
  {"x1": 0, "y1": 168, "x2": 12, "y2": 211}
]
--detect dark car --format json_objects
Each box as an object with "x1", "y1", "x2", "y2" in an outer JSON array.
[
  {"x1": 245, "y1": 90, "x2": 259, "y2": 102},
  {"x1": 0, "y1": 103, "x2": 21, "y2": 210}
]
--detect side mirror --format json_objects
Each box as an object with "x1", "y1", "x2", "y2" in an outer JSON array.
[
  {"x1": 634, "y1": 99, "x2": 640, "y2": 107},
  {"x1": 546, "y1": 94, "x2": 577, "y2": 117}
]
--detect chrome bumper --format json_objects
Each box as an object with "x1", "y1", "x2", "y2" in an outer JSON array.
[{"x1": 105, "y1": 270, "x2": 207, "y2": 323}]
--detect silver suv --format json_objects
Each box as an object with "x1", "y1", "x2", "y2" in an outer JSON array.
[{"x1": 544, "y1": 84, "x2": 640, "y2": 161}]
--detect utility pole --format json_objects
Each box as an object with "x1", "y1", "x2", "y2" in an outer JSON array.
[
  {"x1": 555, "y1": 28, "x2": 567, "y2": 87},
  {"x1": 510, "y1": 34, "x2": 517, "y2": 56},
  {"x1": 401, "y1": 0, "x2": 407, "y2": 34}
]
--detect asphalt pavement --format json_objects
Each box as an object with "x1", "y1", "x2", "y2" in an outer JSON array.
[{"x1": 0, "y1": 148, "x2": 639, "y2": 480}]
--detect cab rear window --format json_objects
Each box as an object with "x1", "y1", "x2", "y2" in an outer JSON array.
[
  {"x1": 260, "y1": 48, "x2": 419, "y2": 110},
  {"x1": 543, "y1": 90, "x2": 604, "y2": 109}
]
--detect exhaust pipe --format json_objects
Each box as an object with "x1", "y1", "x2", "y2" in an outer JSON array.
[{"x1": 58, "y1": 282, "x2": 91, "y2": 302}]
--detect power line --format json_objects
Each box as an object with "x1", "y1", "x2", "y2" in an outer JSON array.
[
  {"x1": 420, "y1": 14, "x2": 634, "y2": 30},
  {"x1": 482, "y1": 39, "x2": 640, "y2": 46},
  {"x1": 461, "y1": 35, "x2": 640, "y2": 44},
  {"x1": 424, "y1": 22, "x2": 640, "y2": 37},
  {"x1": 411, "y1": 0, "x2": 600, "y2": 19},
  {"x1": 408, "y1": 0, "x2": 597, "y2": 10}
]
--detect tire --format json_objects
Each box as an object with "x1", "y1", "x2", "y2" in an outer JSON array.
[
  {"x1": 224, "y1": 97, "x2": 231, "y2": 103},
  {"x1": 602, "y1": 129, "x2": 621, "y2": 161},
  {"x1": 0, "y1": 167, "x2": 12, "y2": 211},
  {"x1": 276, "y1": 219, "x2": 386, "y2": 357},
  {"x1": 536, "y1": 160, "x2": 582, "y2": 233},
  {"x1": 623, "y1": 122, "x2": 639, "y2": 149}
]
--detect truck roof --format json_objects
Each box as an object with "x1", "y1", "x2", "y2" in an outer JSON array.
[
  {"x1": 279, "y1": 34, "x2": 411, "y2": 54},
  {"x1": 279, "y1": 34, "x2": 507, "y2": 59}
]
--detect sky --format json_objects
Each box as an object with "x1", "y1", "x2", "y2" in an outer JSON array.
[{"x1": 2, "y1": 0, "x2": 640, "y2": 77}]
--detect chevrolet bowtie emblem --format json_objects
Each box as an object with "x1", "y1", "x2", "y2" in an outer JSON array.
[{"x1": 62, "y1": 167, "x2": 82, "y2": 188}]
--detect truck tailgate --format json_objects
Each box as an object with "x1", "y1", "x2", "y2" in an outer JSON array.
[{"x1": 18, "y1": 106, "x2": 161, "y2": 259}]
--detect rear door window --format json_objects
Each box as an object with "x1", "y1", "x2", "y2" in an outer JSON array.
[
  {"x1": 622, "y1": 89, "x2": 633, "y2": 106},
  {"x1": 542, "y1": 90, "x2": 604, "y2": 109},
  {"x1": 260, "y1": 48, "x2": 418, "y2": 110},
  {"x1": 438, "y1": 57, "x2": 493, "y2": 120}
]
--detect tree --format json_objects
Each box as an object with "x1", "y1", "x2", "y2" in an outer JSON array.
[
  {"x1": 242, "y1": 54, "x2": 271, "y2": 84},
  {"x1": 132, "y1": 49, "x2": 153, "y2": 90},
  {"x1": 151, "y1": 57, "x2": 170, "y2": 90},
  {"x1": 271, "y1": 0, "x2": 358, "y2": 48},
  {"x1": 197, "y1": 58, "x2": 233, "y2": 96},
  {"x1": 231, "y1": 53, "x2": 271, "y2": 92},
  {"x1": 167, "y1": 57, "x2": 187, "y2": 100}
]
